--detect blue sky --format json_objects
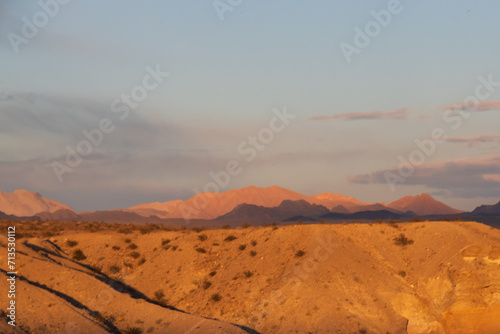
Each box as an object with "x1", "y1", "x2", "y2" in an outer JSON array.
[{"x1": 1, "y1": 0, "x2": 500, "y2": 211}]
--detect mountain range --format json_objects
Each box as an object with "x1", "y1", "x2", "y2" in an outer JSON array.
[{"x1": 0, "y1": 186, "x2": 498, "y2": 225}]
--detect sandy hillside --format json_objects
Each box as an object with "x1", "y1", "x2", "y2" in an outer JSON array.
[{"x1": 1, "y1": 220, "x2": 499, "y2": 333}]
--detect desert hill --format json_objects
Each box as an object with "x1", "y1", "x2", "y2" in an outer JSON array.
[
  {"x1": 0, "y1": 189, "x2": 74, "y2": 217},
  {"x1": 388, "y1": 193, "x2": 463, "y2": 215},
  {"x1": 1, "y1": 220, "x2": 499, "y2": 333},
  {"x1": 472, "y1": 200, "x2": 500, "y2": 215},
  {"x1": 217, "y1": 199, "x2": 330, "y2": 222}
]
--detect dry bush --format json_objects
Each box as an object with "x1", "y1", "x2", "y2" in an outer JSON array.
[
  {"x1": 393, "y1": 233, "x2": 414, "y2": 246},
  {"x1": 72, "y1": 249, "x2": 86, "y2": 261}
]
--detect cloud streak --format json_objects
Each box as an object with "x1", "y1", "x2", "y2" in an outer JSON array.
[
  {"x1": 438, "y1": 100, "x2": 500, "y2": 112},
  {"x1": 423, "y1": 134, "x2": 500, "y2": 146},
  {"x1": 310, "y1": 108, "x2": 411, "y2": 121},
  {"x1": 348, "y1": 155, "x2": 500, "y2": 199}
]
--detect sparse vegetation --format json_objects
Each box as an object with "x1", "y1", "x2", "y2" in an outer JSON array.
[
  {"x1": 238, "y1": 244, "x2": 247, "y2": 251},
  {"x1": 72, "y1": 249, "x2": 86, "y2": 261},
  {"x1": 209, "y1": 271, "x2": 217, "y2": 277},
  {"x1": 154, "y1": 289, "x2": 165, "y2": 301},
  {"x1": 109, "y1": 264, "x2": 121, "y2": 274},
  {"x1": 240, "y1": 223, "x2": 251, "y2": 229},
  {"x1": 112, "y1": 245, "x2": 120, "y2": 250},
  {"x1": 129, "y1": 251, "x2": 141, "y2": 259},
  {"x1": 127, "y1": 243, "x2": 138, "y2": 250},
  {"x1": 202, "y1": 281, "x2": 212, "y2": 290},
  {"x1": 66, "y1": 240, "x2": 78, "y2": 247},
  {"x1": 198, "y1": 234, "x2": 208, "y2": 241},
  {"x1": 244, "y1": 270, "x2": 253, "y2": 278},
  {"x1": 398, "y1": 270, "x2": 407, "y2": 277},
  {"x1": 195, "y1": 247, "x2": 207, "y2": 253},
  {"x1": 162, "y1": 239, "x2": 171, "y2": 245},
  {"x1": 222, "y1": 225, "x2": 231, "y2": 229},
  {"x1": 251, "y1": 240, "x2": 257, "y2": 246},
  {"x1": 393, "y1": 233, "x2": 414, "y2": 246},
  {"x1": 224, "y1": 235, "x2": 237, "y2": 242},
  {"x1": 250, "y1": 250, "x2": 257, "y2": 257},
  {"x1": 295, "y1": 250, "x2": 306, "y2": 257},
  {"x1": 124, "y1": 327, "x2": 143, "y2": 334},
  {"x1": 124, "y1": 238, "x2": 132, "y2": 243},
  {"x1": 211, "y1": 293, "x2": 222, "y2": 302}
]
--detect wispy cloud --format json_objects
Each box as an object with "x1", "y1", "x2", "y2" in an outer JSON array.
[
  {"x1": 348, "y1": 155, "x2": 500, "y2": 198},
  {"x1": 438, "y1": 100, "x2": 500, "y2": 112},
  {"x1": 310, "y1": 108, "x2": 411, "y2": 121},
  {"x1": 423, "y1": 134, "x2": 500, "y2": 146}
]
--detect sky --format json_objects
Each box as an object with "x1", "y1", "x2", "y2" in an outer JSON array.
[{"x1": 1, "y1": 0, "x2": 500, "y2": 211}]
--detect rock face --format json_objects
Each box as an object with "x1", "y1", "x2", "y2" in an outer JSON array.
[
  {"x1": 0, "y1": 189, "x2": 74, "y2": 216},
  {"x1": 388, "y1": 193, "x2": 463, "y2": 215}
]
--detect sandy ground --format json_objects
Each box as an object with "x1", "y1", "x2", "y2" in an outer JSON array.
[{"x1": 1, "y1": 220, "x2": 499, "y2": 333}]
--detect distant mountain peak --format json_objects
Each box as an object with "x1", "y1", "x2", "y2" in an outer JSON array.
[
  {"x1": 388, "y1": 193, "x2": 462, "y2": 216},
  {"x1": 0, "y1": 189, "x2": 74, "y2": 217}
]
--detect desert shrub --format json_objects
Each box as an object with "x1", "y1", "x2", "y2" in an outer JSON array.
[
  {"x1": 393, "y1": 233, "x2": 414, "y2": 246},
  {"x1": 238, "y1": 244, "x2": 247, "y2": 251},
  {"x1": 251, "y1": 240, "x2": 257, "y2": 247},
  {"x1": 163, "y1": 245, "x2": 171, "y2": 250},
  {"x1": 66, "y1": 240, "x2": 78, "y2": 247},
  {"x1": 195, "y1": 247, "x2": 207, "y2": 253},
  {"x1": 118, "y1": 228, "x2": 132, "y2": 234},
  {"x1": 154, "y1": 289, "x2": 165, "y2": 301},
  {"x1": 124, "y1": 327, "x2": 143, "y2": 334},
  {"x1": 250, "y1": 251, "x2": 257, "y2": 257},
  {"x1": 171, "y1": 245, "x2": 178, "y2": 251},
  {"x1": 398, "y1": 270, "x2": 406, "y2": 277},
  {"x1": 211, "y1": 293, "x2": 222, "y2": 302},
  {"x1": 198, "y1": 234, "x2": 208, "y2": 241},
  {"x1": 72, "y1": 249, "x2": 86, "y2": 261},
  {"x1": 410, "y1": 217, "x2": 422, "y2": 222},
  {"x1": 124, "y1": 238, "x2": 132, "y2": 243},
  {"x1": 191, "y1": 227, "x2": 205, "y2": 233},
  {"x1": 138, "y1": 257, "x2": 146, "y2": 265},
  {"x1": 295, "y1": 250, "x2": 306, "y2": 257},
  {"x1": 295, "y1": 221, "x2": 303, "y2": 225},
  {"x1": 244, "y1": 270, "x2": 253, "y2": 278},
  {"x1": 129, "y1": 251, "x2": 141, "y2": 259},
  {"x1": 109, "y1": 265, "x2": 121, "y2": 274},
  {"x1": 222, "y1": 225, "x2": 231, "y2": 229},
  {"x1": 202, "y1": 281, "x2": 212, "y2": 290},
  {"x1": 161, "y1": 239, "x2": 171, "y2": 245},
  {"x1": 112, "y1": 245, "x2": 120, "y2": 250},
  {"x1": 224, "y1": 235, "x2": 237, "y2": 242},
  {"x1": 240, "y1": 223, "x2": 251, "y2": 229},
  {"x1": 127, "y1": 243, "x2": 138, "y2": 250},
  {"x1": 209, "y1": 271, "x2": 217, "y2": 277},
  {"x1": 388, "y1": 221, "x2": 399, "y2": 229}
]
